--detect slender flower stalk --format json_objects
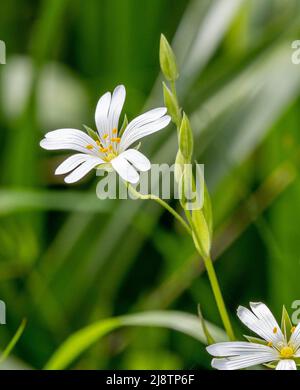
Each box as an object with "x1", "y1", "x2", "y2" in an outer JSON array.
[{"x1": 127, "y1": 183, "x2": 192, "y2": 235}]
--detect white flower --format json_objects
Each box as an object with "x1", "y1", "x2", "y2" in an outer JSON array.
[
  {"x1": 207, "y1": 302, "x2": 300, "y2": 370},
  {"x1": 40, "y1": 85, "x2": 171, "y2": 184}
]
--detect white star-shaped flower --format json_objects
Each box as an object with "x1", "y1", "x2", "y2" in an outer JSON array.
[
  {"x1": 40, "y1": 85, "x2": 171, "y2": 184},
  {"x1": 207, "y1": 302, "x2": 300, "y2": 370}
]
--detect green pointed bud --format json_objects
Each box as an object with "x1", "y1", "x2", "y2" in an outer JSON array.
[
  {"x1": 159, "y1": 34, "x2": 178, "y2": 81},
  {"x1": 192, "y1": 208, "x2": 211, "y2": 259},
  {"x1": 119, "y1": 114, "x2": 128, "y2": 137},
  {"x1": 174, "y1": 149, "x2": 185, "y2": 183},
  {"x1": 179, "y1": 113, "x2": 193, "y2": 161},
  {"x1": 83, "y1": 125, "x2": 98, "y2": 141},
  {"x1": 163, "y1": 82, "x2": 180, "y2": 126}
]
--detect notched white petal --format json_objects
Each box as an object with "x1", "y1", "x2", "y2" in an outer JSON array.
[
  {"x1": 119, "y1": 149, "x2": 151, "y2": 172},
  {"x1": 64, "y1": 157, "x2": 104, "y2": 183},
  {"x1": 55, "y1": 154, "x2": 89, "y2": 175},
  {"x1": 95, "y1": 91, "x2": 112, "y2": 137},
  {"x1": 276, "y1": 359, "x2": 296, "y2": 370},
  {"x1": 111, "y1": 154, "x2": 139, "y2": 184}
]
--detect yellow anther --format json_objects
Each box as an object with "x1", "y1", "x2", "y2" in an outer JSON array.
[
  {"x1": 267, "y1": 341, "x2": 273, "y2": 347},
  {"x1": 104, "y1": 153, "x2": 116, "y2": 162},
  {"x1": 96, "y1": 140, "x2": 101, "y2": 146},
  {"x1": 280, "y1": 346, "x2": 294, "y2": 358},
  {"x1": 100, "y1": 147, "x2": 108, "y2": 153},
  {"x1": 111, "y1": 137, "x2": 121, "y2": 143},
  {"x1": 86, "y1": 144, "x2": 94, "y2": 150},
  {"x1": 108, "y1": 145, "x2": 113, "y2": 151},
  {"x1": 112, "y1": 128, "x2": 118, "y2": 134},
  {"x1": 291, "y1": 326, "x2": 296, "y2": 334},
  {"x1": 103, "y1": 134, "x2": 109, "y2": 139},
  {"x1": 273, "y1": 327, "x2": 278, "y2": 334}
]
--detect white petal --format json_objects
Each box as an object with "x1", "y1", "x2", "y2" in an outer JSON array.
[
  {"x1": 40, "y1": 138, "x2": 99, "y2": 156},
  {"x1": 119, "y1": 149, "x2": 151, "y2": 172},
  {"x1": 290, "y1": 322, "x2": 300, "y2": 350},
  {"x1": 276, "y1": 359, "x2": 297, "y2": 370},
  {"x1": 64, "y1": 157, "x2": 104, "y2": 183},
  {"x1": 55, "y1": 154, "x2": 95, "y2": 175},
  {"x1": 95, "y1": 91, "x2": 111, "y2": 138},
  {"x1": 45, "y1": 129, "x2": 94, "y2": 144},
  {"x1": 111, "y1": 154, "x2": 139, "y2": 184},
  {"x1": 249, "y1": 302, "x2": 284, "y2": 344},
  {"x1": 237, "y1": 304, "x2": 283, "y2": 344},
  {"x1": 108, "y1": 85, "x2": 126, "y2": 134},
  {"x1": 41, "y1": 129, "x2": 100, "y2": 156},
  {"x1": 207, "y1": 342, "x2": 277, "y2": 357},
  {"x1": 119, "y1": 107, "x2": 170, "y2": 151},
  {"x1": 211, "y1": 352, "x2": 277, "y2": 370}
]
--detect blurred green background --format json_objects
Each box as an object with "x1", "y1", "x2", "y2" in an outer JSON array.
[{"x1": 0, "y1": 0, "x2": 300, "y2": 369}]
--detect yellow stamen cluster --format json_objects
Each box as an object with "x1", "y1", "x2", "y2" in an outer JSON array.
[
  {"x1": 280, "y1": 346, "x2": 294, "y2": 358},
  {"x1": 85, "y1": 129, "x2": 120, "y2": 159},
  {"x1": 273, "y1": 327, "x2": 278, "y2": 334}
]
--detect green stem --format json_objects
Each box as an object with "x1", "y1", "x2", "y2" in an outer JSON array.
[
  {"x1": 202, "y1": 256, "x2": 235, "y2": 341},
  {"x1": 168, "y1": 78, "x2": 234, "y2": 341},
  {"x1": 187, "y1": 211, "x2": 235, "y2": 341},
  {"x1": 127, "y1": 184, "x2": 192, "y2": 236}
]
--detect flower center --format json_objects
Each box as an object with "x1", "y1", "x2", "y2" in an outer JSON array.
[
  {"x1": 280, "y1": 346, "x2": 294, "y2": 358},
  {"x1": 86, "y1": 128, "x2": 120, "y2": 161},
  {"x1": 104, "y1": 152, "x2": 117, "y2": 162}
]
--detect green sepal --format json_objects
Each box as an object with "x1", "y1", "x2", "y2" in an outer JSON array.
[
  {"x1": 119, "y1": 114, "x2": 128, "y2": 137},
  {"x1": 197, "y1": 304, "x2": 215, "y2": 345},
  {"x1": 179, "y1": 113, "x2": 193, "y2": 161},
  {"x1": 192, "y1": 208, "x2": 211, "y2": 259},
  {"x1": 281, "y1": 305, "x2": 293, "y2": 340},
  {"x1": 244, "y1": 335, "x2": 268, "y2": 345},
  {"x1": 174, "y1": 149, "x2": 185, "y2": 183},
  {"x1": 83, "y1": 125, "x2": 99, "y2": 141},
  {"x1": 264, "y1": 361, "x2": 278, "y2": 369}
]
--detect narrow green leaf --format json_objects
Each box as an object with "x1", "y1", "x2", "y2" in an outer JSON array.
[
  {"x1": 0, "y1": 319, "x2": 26, "y2": 365},
  {"x1": 45, "y1": 311, "x2": 226, "y2": 370},
  {"x1": 197, "y1": 304, "x2": 215, "y2": 345},
  {"x1": 163, "y1": 82, "x2": 180, "y2": 126}
]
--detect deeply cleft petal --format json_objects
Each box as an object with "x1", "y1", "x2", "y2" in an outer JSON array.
[
  {"x1": 64, "y1": 156, "x2": 105, "y2": 183},
  {"x1": 237, "y1": 303, "x2": 284, "y2": 345},
  {"x1": 118, "y1": 149, "x2": 151, "y2": 172},
  {"x1": 276, "y1": 359, "x2": 297, "y2": 370},
  {"x1": 119, "y1": 108, "x2": 171, "y2": 152},
  {"x1": 111, "y1": 154, "x2": 139, "y2": 184}
]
